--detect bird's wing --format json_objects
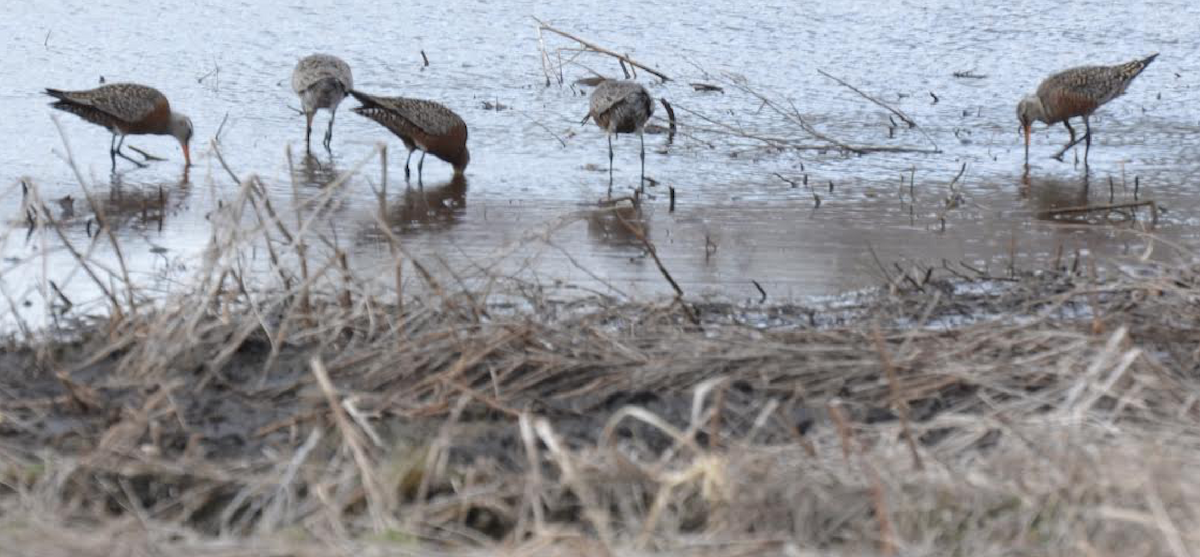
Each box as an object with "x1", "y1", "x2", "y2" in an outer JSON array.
[
  {"x1": 589, "y1": 81, "x2": 652, "y2": 120},
  {"x1": 588, "y1": 81, "x2": 629, "y2": 117},
  {"x1": 379, "y1": 97, "x2": 463, "y2": 136},
  {"x1": 1037, "y1": 67, "x2": 1106, "y2": 118},
  {"x1": 293, "y1": 55, "x2": 353, "y2": 92},
  {"x1": 61, "y1": 83, "x2": 167, "y2": 124}
]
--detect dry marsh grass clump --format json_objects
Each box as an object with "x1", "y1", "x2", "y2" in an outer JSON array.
[{"x1": 2, "y1": 132, "x2": 1200, "y2": 556}]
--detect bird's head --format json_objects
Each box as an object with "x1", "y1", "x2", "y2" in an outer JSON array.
[
  {"x1": 452, "y1": 145, "x2": 471, "y2": 176},
  {"x1": 1016, "y1": 95, "x2": 1044, "y2": 150},
  {"x1": 169, "y1": 113, "x2": 194, "y2": 167}
]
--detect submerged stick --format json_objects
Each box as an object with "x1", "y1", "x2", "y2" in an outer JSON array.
[
  {"x1": 1041, "y1": 200, "x2": 1159, "y2": 225},
  {"x1": 751, "y1": 280, "x2": 767, "y2": 303},
  {"x1": 615, "y1": 208, "x2": 698, "y2": 324}
]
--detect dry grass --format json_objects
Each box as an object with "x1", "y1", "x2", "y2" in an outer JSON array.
[{"x1": 2, "y1": 131, "x2": 1200, "y2": 556}]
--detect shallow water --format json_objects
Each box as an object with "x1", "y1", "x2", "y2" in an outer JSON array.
[{"x1": 1, "y1": 0, "x2": 1198, "y2": 322}]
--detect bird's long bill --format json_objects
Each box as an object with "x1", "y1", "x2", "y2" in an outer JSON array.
[
  {"x1": 1022, "y1": 123, "x2": 1031, "y2": 163},
  {"x1": 182, "y1": 142, "x2": 192, "y2": 167}
]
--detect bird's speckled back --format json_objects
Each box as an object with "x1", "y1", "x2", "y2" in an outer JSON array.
[
  {"x1": 292, "y1": 54, "x2": 353, "y2": 94},
  {"x1": 588, "y1": 80, "x2": 653, "y2": 134},
  {"x1": 352, "y1": 92, "x2": 466, "y2": 138},
  {"x1": 48, "y1": 83, "x2": 168, "y2": 124},
  {"x1": 1036, "y1": 53, "x2": 1157, "y2": 109}
]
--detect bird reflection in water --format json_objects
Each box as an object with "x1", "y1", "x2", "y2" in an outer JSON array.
[
  {"x1": 382, "y1": 174, "x2": 468, "y2": 234},
  {"x1": 587, "y1": 200, "x2": 649, "y2": 248},
  {"x1": 99, "y1": 171, "x2": 191, "y2": 231},
  {"x1": 293, "y1": 150, "x2": 340, "y2": 188},
  {"x1": 1023, "y1": 174, "x2": 1091, "y2": 213}
]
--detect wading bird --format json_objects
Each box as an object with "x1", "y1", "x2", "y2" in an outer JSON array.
[
  {"x1": 45, "y1": 83, "x2": 193, "y2": 170},
  {"x1": 292, "y1": 54, "x2": 353, "y2": 151},
  {"x1": 349, "y1": 90, "x2": 469, "y2": 181},
  {"x1": 1017, "y1": 53, "x2": 1157, "y2": 165},
  {"x1": 586, "y1": 79, "x2": 653, "y2": 194}
]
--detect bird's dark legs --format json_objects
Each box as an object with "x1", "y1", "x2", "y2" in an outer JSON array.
[
  {"x1": 304, "y1": 111, "x2": 314, "y2": 152},
  {"x1": 417, "y1": 150, "x2": 426, "y2": 186},
  {"x1": 109, "y1": 134, "x2": 118, "y2": 171},
  {"x1": 323, "y1": 108, "x2": 336, "y2": 151},
  {"x1": 404, "y1": 149, "x2": 414, "y2": 181},
  {"x1": 1082, "y1": 115, "x2": 1092, "y2": 165},
  {"x1": 607, "y1": 133, "x2": 614, "y2": 197},
  {"x1": 1052, "y1": 119, "x2": 1087, "y2": 161},
  {"x1": 111, "y1": 135, "x2": 146, "y2": 169},
  {"x1": 638, "y1": 129, "x2": 646, "y2": 192}
]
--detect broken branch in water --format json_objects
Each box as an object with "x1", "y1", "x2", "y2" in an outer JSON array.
[
  {"x1": 751, "y1": 280, "x2": 767, "y2": 303},
  {"x1": 536, "y1": 24, "x2": 556, "y2": 86},
  {"x1": 947, "y1": 161, "x2": 967, "y2": 189},
  {"x1": 515, "y1": 110, "x2": 567, "y2": 148},
  {"x1": 214, "y1": 112, "x2": 230, "y2": 143},
  {"x1": 726, "y1": 77, "x2": 861, "y2": 153},
  {"x1": 773, "y1": 173, "x2": 800, "y2": 188},
  {"x1": 659, "y1": 98, "x2": 677, "y2": 143},
  {"x1": 689, "y1": 73, "x2": 940, "y2": 154},
  {"x1": 613, "y1": 207, "x2": 698, "y2": 324},
  {"x1": 818, "y1": 69, "x2": 917, "y2": 128},
  {"x1": 532, "y1": 16, "x2": 671, "y2": 82},
  {"x1": 1041, "y1": 200, "x2": 1159, "y2": 225},
  {"x1": 817, "y1": 69, "x2": 939, "y2": 152},
  {"x1": 933, "y1": 162, "x2": 968, "y2": 230}
]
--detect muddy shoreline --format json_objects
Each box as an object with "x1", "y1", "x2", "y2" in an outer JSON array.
[{"x1": 2, "y1": 255, "x2": 1197, "y2": 554}]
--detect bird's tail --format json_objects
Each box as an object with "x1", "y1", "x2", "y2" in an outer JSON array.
[
  {"x1": 347, "y1": 90, "x2": 389, "y2": 122},
  {"x1": 44, "y1": 88, "x2": 71, "y2": 102},
  {"x1": 44, "y1": 88, "x2": 89, "y2": 115},
  {"x1": 348, "y1": 89, "x2": 377, "y2": 106},
  {"x1": 311, "y1": 76, "x2": 346, "y2": 92}
]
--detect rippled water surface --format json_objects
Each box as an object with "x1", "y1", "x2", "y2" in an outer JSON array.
[{"x1": 1, "y1": 1, "x2": 1198, "y2": 320}]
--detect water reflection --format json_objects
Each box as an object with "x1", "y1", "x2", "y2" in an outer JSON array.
[
  {"x1": 292, "y1": 151, "x2": 340, "y2": 188},
  {"x1": 587, "y1": 202, "x2": 649, "y2": 248},
  {"x1": 1024, "y1": 173, "x2": 1159, "y2": 229},
  {"x1": 1023, "y1": 175, "x2": 1090, "y2": 215},
  {"x1": 101, "y1": 172, "x2": 191, "y2": 230},
  {"x1": 383, "y1": 175, "x2": 468, "y2": 234},
  {"x1": 1, "y1": 0, "x2": 1196, "y2": 311}
]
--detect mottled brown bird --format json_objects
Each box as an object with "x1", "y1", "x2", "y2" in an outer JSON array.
[
  {"x1": 349, "y1": 90, "x2": 469, "y2": 181},
  {"x1": 45, "y1": 83, "x2": 193, "y2": 171},
  {"x1": 292, "y1": 54, "x2": 353, "y2": 151},
  {"x1": 586, "y1": 79, "x2": 654, "y2": 194},
  {"x1": 1018, "y1": 53, "x2": 1157, "y2": 164}
]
